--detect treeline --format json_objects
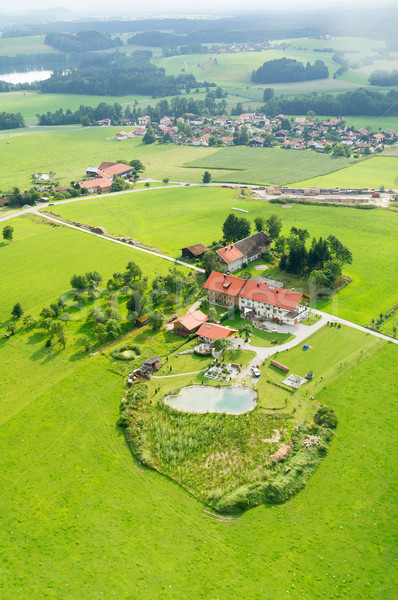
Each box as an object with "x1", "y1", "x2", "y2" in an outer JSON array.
[
  {"x1": 45, "y1": 31, "x2": 123, "y2": 53},
  {"x1": 0, "y1": 112, "x2": 25, "y2": 130},
  {"x1": 263, "y1": 88, "x2": 398, "y2": 116},
  {"x1": 40, "y1": 57, "x2": 203, "y2": 97},
  {"x1": 368, "y1": 69, "x2": 398, "y2": 86},
  {"x1": 251, "y1": 58, "x2": 329, "y2": 84},
  {"x1": 0, "y1": 52, "x2": 72, "y2": 74},
  {"x1": 37, "y1": 102, "x2": 126, "y2": 125},
  {"x1": 162, "y1": 43, "x2": 208, "y2": 57}
]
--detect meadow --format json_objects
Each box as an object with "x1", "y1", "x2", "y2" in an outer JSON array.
[
  {"x1": 0, "y1": 257, "x2": 396, "y2": 598},
  {"x1": 294, "y1": 155, "x2": 398, "y2": 188},
  {"x1": 183, "y1": 146, "x2": 355, "y2": 185},
  {"x1": 0, "y1": 35, "x2": 57, "y2": 55},
  {"x1": 51, "y1": 186, "x2": 398, "y2": 326}
]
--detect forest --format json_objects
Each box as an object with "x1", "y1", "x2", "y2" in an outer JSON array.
[
  {"x1": 251, "y1": 58, "x2": 329, "y2": 84},
  {"x1": 45, "y1": 31, "x2": 123, "y2": 53}
]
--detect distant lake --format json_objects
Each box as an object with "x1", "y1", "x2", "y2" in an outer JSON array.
[{"x1": 0, "y1": 70, "x2": 53, "y2": 84}]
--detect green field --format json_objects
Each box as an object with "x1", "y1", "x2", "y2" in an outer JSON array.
[
  {"x1": 294, "y1": 155, "x2": 398, "y2": 188},
  {"x1": 0, "y1": 35, "x2": 57, "y2": 55},
  {"x1": 51, "y1": 187, "x2": 398, "y2": 325},
  {"x1": 183, "y1": 146, "x2": 355, "y2": 185},
  {"x1": 0, "y1": 215, "x2": 176, "y2": 317}
]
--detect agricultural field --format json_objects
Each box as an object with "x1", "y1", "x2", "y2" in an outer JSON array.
[
  {"x1": 183, "y1": 146, "x2": 355, "y2": 185},
  {"x1": 0, "y1": 35, "x2": 58, "y2": 55},
  {"x1": 294, "y1": 155, "x2": 398, "y2": 188},
  {"x1": 51, "y1": 186, "x2": 398, "y2": 326}
]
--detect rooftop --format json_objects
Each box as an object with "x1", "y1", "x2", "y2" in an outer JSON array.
[
  {"x1": 196, "y1": 322, "x2": 237, "y2": 340},
  {"x1": 216, "y1": 245, "x2": 244, "y2": 264},
  {"x1": 204, "y1": 271, "x2": 246, "y2": 296},
  {"x1": 174, "y1": 310, "x2": 208, "y2": 331}
]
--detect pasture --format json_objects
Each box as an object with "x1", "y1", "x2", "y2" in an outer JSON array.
[
  {"x1": 51, "y1": 187, "x2": 398, "y2": 325},
  {"x1": 183, "y1": 146, "x2": 355, "y2": 185},
  {"x1": 294, "y1": 155, "x2": 398, "y2": 188}
]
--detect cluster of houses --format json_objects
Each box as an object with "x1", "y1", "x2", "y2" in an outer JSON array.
[
  {"x1": 105, "y1": 112, "x2": 397, "y2": 155},
  {"x1": 77, "y1": 161, "x2": 135, "y2": 193}
]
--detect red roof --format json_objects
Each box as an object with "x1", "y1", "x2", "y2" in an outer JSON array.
[
  {"x1": 204, "y1": 271, "x2": 246, "y2": 296},
  {"x1": 239, "y1": 280, "x2": 303, "y2": 310},
  {"x1": 216, "y1": 245, "x2": 244, "y2": 264},
  {"x1": 100, "y1": 163, "x2": 133, "y2": 178},
  {"x1": 173, "y1": 310, "x2": 208, "y2": 331},
  {"x1": 196, "y1": 322, "x2": 237, "y2": 340},
  {"x1": 79, "y1": 177, "x2": 112, "y2": 190}
]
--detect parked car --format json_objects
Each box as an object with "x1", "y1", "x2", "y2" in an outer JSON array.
[
  {"x1": 166, "y1": 314, "x2": 178, "y2": 323},
  {"x1": 251, "y1": 367, "x2": 261, "y2": 377},
  {"x1": 372, "y1": 193, "x2": 380, "y2": 198}
]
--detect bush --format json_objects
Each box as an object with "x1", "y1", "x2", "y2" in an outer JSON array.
[
  {"x1": 314, "y1": 405, "x2": 338, "y2": 429},
  {"x1": 111, "y1": 342, "x2": 141, "y2": 360}
]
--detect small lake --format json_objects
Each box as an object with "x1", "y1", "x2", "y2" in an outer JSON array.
[
  {"x1": 165, "y1": 385, "x2": 257, "y2": 415},
  {"x1": 0, "y1": 70, "x2": 53, "y2": 84}
]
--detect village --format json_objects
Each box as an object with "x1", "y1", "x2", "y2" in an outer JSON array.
[{"x1": 103, "y1": 112, "x2": 398, "y2": 155}]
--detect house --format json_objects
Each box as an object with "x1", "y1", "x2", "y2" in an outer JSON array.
[
  {"x1": 216, "y1": 231, "x2": 272, "y2": 273},
  {"x1": 181, "y1": 243, "x2": 209, "y2": 259},
  {"x1": 204, "y1": 272, "x2": 246, "y2": 308},
  {"x1": 138, "y1": 115, "x2": 151, "y2": 125},
  {"x1": 99, "y1": 162, "x2": 134, "y2": 179},
  {"x1": 97, "y1": 118, "x2": 111, "y2": 126},
  {"x1": 249, "y1": 137, "x2": 264, "y2": 147},
  {"x1": 79, "y1": 178, "x2": 112, "y2": 193},
  {"x1": 238, "y1": 279, "x2": 307, "y2": 325},
  {"x1": 196, "y1": 322, "x2": 237, "y2": 344},
  {"x1": 173, "y1": 310, "x2": 208, "y2": 336},
  {"x1": 204, "y1": 271, "x2": 308, "y2": 326}
]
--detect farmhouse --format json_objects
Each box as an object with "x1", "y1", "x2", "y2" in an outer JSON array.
[
  {"x1": 204, "y1": 272, "x2": 246, "y2": 308},
  {"x1": 181, "y1": 243, "x2": 209, "y2": 259},
  {"x1": 79, "y1": 178, "x2": 112, "y2": 193},
  {"x1": 196, "y1": 322, "x2": 237, "y2": 344},
  {"x1": 216, "y1": 231, "x2": 272, "y2": 273},
  {"x1": 173, "y1": 310, "x2": 208, "y2": 336},
  {"x1": 204, "y1": 271, "x2": 308, "y2": 326}
]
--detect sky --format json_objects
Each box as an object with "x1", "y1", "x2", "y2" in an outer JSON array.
[{"x1": 4, "y1": 0, "x2": 396, "y2": 17}]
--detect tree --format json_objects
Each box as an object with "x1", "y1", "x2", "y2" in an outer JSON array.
[
  {"x1": 11, "y1": 302, "x2": 24, "y2": 319},
  {"x1": 202, "y1": 250, "x2": 219, "y2": 277},
  {"x1": 70, "y1": 274, "x2": 88, "y2": 290},
  {"x1": 208, "y1": 307, "x2": 217, "y2": 322},
  {"x1": 162, "y1": 177, "x2": 170, "y2": 184},
  {"x1": 314, "y1": 405, "x2": 338, "y2": 429},
  {"x1": 6, "y1": 322, "x2": 16, "y2": 335},
  {"x1": 126, "y1": 261, "x2": 142, "y2": 281},
  {"x1": 50, "y1": 321, "x2": 66, "y2": 349},
  {"x1": 164, "y1": 293, "x2": 178, "y2": 309},
  {"x1": 254, "y1": 217, "x2": 266, "y2": 233},
  {"x1": 202, "y1": 171, "x2": 211, "y2": 183},
  {"x1": 142, "y1": 127, "x2": 156, "y2": 144},
  {"x1": 78, "y1": 335, "x2": 92, "y2": 352},
  {"x1": 2, "y1": 225, "x2": 13, "y2": 242},
  {"x1": 149, "y1": 310, "x2": 164, "y2": 330},
  {"x1": 265, "y1": 214, "x2": 282, "y2": 239},
  {"x1": 111, "y1": 176, "x2": 129, "y2": 192},
  {"x1": 222, "y1": 213, "x2": 239, "y2": 243},
  {"x1": 263, "y1": 87, "x2": 274, "y2": 102},
  {"x1": 213, "y1": 337, "x2": 232, "y2": 359},
  {"x1": 129, "y1": 159, "x2": 145, "y2": 172},
  {"x1": 235, "y1": 217, "x2": 251, "y2": 240},
  {"x1": 239, "y1": 324, "x2": 252, "y2": 342},
  {"x1": 95, "y1": 323, "x2": 107, "y2": 342}
]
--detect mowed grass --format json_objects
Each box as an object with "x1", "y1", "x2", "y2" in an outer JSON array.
[
  {"x1": 0, "y1": 35, "x2": 57, "y2": 55},
  {"x1": 184, "y1": 146, "x2": 355, "y2": 185},
  {"x1": 51, "y1": 187, "x2": 398, "y2": 325},
  {"x1": 0, "y1": 215, "x2": 176, "y2": 318},
  {"x1": 294, "y1": 155, "x2": 398, "y2": 188}
]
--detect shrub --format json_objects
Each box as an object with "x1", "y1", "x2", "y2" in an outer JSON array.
[
  {"x1": 314, "y1": 405, "x2": 338, "y2": 429},
  {"x1": 111, "y1": 342, "x2": 141, "y2": 360}
]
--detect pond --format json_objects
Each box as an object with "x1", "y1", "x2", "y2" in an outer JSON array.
[
  {"x1": 0, "y1": 70, "x2": 53, "y2": 84},
  {"x1": 165, "y1": 385, "x2": 257, "y2": 415}
]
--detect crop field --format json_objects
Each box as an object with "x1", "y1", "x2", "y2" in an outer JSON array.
[
  {"x1": 294, "y1": 155, "x2": 398, "y2": 188},
  {"x1": 0, "y1": 35, "x2": 57, "y2": 55},
  {"x1": 183, "y1": 146, "x2": 355, "y2": 185},
  {"x1": 51, "y1": 187, "x2": 398, "y2": 325}
]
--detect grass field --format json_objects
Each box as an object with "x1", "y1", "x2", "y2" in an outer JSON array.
[
  {"x1": 183, "y1": 146, "x2": 355, "y2": 185},
  {"x1": 294, "y1": 155, "x2": 398, "y2": 188},
  {"x1": 0, "y1": 215, "x2": 178, "y2": 318},
  {"x1": 0, "y1": 35, "x2": 57, "y2": 55},
  {"x1": 51, "y1": 187, "x2": 398, "y2": 325}
]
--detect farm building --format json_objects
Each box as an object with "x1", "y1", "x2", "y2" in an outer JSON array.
[
  {"x1": 216, "y1": 231, "x2": 272, "y2": 273},
  {"x1": 181, "y1": 244, "x2": 209, "y2": 259},
  {"x1": 173, "y1": 310, "x2": 208, "y2": 336},
  {"x1": 134, "y1": 356, "x2": 162, "y2": 379},
  {"x1": 204, "y1": 271, "x2": 308, "y2": 326},
  {"x1": 196, "y1": 322, "x2": 237, "y2": 344}
]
